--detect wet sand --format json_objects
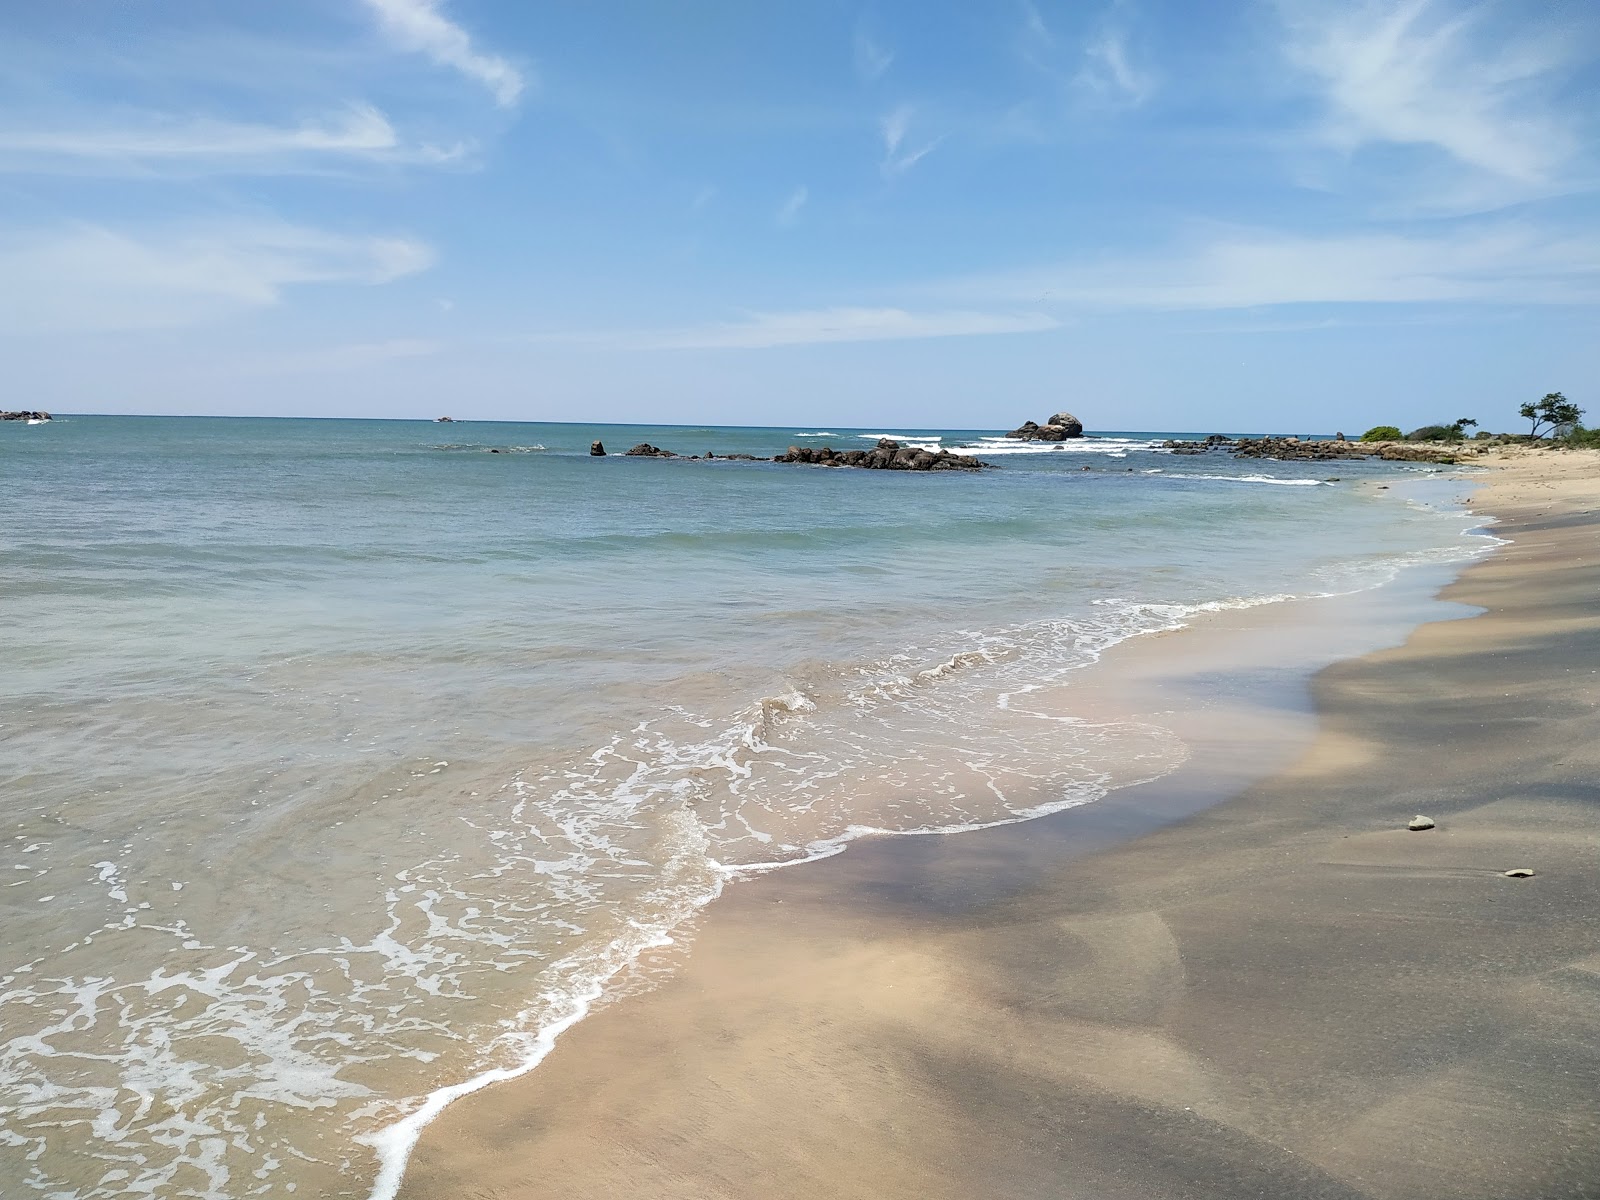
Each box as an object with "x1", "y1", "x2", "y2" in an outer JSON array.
[{"x1": 398, "y1": 449, "x2": 1600, "y2": 1200}]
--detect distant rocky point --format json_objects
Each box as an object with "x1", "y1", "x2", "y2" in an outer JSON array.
[
  {"x1": 435, "y1": 416, "x2": 454, "y2": 422},
  {"x1": 1006, "y1": 412, "x2": 1082, "y2": 441},
  {"x1": 1163, "y1": 435, "x2": 1462, "y2": 464},
  {"x1": 2, "y1": 410, "x2": 51, "y2": 422}
]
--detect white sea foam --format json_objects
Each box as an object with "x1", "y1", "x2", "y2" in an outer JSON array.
[
  {"x1": 945, "y1": 436, "x2": 1166, "y2": 457},
  {"x1": 1185, "y1": 473, "x2": 1326, "y2": 486}
]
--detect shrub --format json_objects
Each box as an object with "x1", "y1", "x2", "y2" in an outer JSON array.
[
  {"x1": 1406, "y1": 424, "x2": 1463, "y2": 442},
  {"x1": 1560, "y1": 423, "x2": 1600, "y2": 448},
  {"x1": 1360, "y1": 425, "x2": 1403, "y2": 442}
]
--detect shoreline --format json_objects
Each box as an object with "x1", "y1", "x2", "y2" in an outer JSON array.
[
  {"x1": 395, "y1": 451, "x2": 1600, "y2": 1199},
  {"x1": 356, "y1": 472, "x2": 1484, "y2": 1197},
  {"x1": 393, "y1": 451, "x2": 1600, "y2": 1200}
]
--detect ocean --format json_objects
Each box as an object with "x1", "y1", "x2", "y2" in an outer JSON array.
[{"x1": 1, "y1": 416, "x2": 1488, "y2": 1198}]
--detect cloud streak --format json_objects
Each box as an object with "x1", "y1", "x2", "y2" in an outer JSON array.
[
  {"x1": 1077, "y1": 24, "x2": 1154, "y2": 106},
  {"x1": 0, "y1": 104, "x2": 466, "y2": 174},
  {"x1": 549, "y1": 307, "x2": 1058, "y2": 350},
  {"x1": 853, "y1": 26, "x2": 895, "y2": 81},
  {"x1": 0, "y1": 221, "x2": 435, "y2": 334},
  {"x1": 880, "y1": 105, "x2": 940, "y2": 177},
  {"x1": 360, "y1": 0, "x2": 526, "y2": 106},
  {"x1": 944, "y1": 223, "x2": 1600, "y2": 311}
]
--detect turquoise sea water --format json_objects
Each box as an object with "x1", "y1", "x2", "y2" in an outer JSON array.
[{"x1": 2, "y1": 417, "x2": 1484, "y2": 1197}]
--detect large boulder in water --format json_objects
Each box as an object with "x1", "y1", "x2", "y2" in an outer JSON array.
[
  {"x1": 1047, "y1": 412, "x2": 1083, "y2": 437},
  {"x1": 624, "y1": 443, "x2": 676, "y2": 457},
  {"x1": 1006, "y1": 413, "x2": 1083, "y2": 440}
]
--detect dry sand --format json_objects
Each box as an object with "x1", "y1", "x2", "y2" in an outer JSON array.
[{"x1": 398, "y1": 448, "x2": 1600, "y2": 1200}]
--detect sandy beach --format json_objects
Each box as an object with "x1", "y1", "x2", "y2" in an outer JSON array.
[{"x1": 397, "y1": 449, "x2": 1600, "y2": 1200}]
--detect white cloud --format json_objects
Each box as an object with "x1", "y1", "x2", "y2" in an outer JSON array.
[
  {"x1": 0, "y1": 222, "x2": 435, "y2": 334},
  {"x1": 0, "y1": 104, "x2": 466, "y2": 174},
  {"x1": 944, "y1": 224, "x2": 1600, "y2": 310},
  {"x1": 1278, "y1": 0, "x2": 1580, "y2": 186},
  {"x1": 880, "y1": 105, "x2": 940, "y2": 177},
  {"x1": 569, "y1": 307, "x2": 1058, "y2": 351},
  {"x1": 776, "y1": 185, "x2": 809, "y2": 227},
  {"x1": 853, "y1": 26, "x2": 895, "y2": 82},
  {"x1": 360, "y1": 0, "x2": 526, "y2": 107}
]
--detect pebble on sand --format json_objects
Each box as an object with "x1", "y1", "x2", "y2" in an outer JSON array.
[
  {"x1": 1407, "y1": 815, "x2": 1436, "y2": 831},
  {"x1": 1503, "y1": 868, "x2": 1536, "y2": 878}
]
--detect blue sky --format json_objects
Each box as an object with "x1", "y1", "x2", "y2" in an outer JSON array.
[{"x1": 2, "y1": 0, "x2": 1596, "y2": 432}]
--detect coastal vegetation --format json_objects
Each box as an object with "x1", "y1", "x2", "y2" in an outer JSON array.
[
  {"x1": 1521, "y1": 392, "x2": 1582, "y2": 439},
  {"x1": 1359, "y1": 425, "x2": 1402, "y2": 442}
]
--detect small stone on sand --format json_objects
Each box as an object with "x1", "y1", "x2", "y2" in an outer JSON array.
[
  {"x1": 1503, "y1": 868, "x2": 1535, "y2": 878},
  {"x1": 1407, "y1": 815, "x2": 1435, "y2": 831}
]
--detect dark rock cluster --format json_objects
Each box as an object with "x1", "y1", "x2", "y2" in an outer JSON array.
[
  {"x1": 1006, "y1": 412, "x2": 1083, "y2": 440},
  {"x1": 606, "y1": 438, "x2": 985, "y2": 470},
  {"x1": 774, "y1": 438, "x2": 986, "y2": 471},
  {"x1": 1, "y1": 410, "x2": 51, "y2": 421},
  {"x1": 1163, "y1": 435, "x2": 1460, "y2": 465}
]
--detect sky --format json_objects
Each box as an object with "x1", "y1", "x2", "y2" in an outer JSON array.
[{"x1": 1, "y1": 0, "x2": 1596, "y2": 432}]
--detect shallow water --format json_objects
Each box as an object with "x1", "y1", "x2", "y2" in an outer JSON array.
[{"x1": 1, "y1": 417, "x2": 1485, "y2": 1197}]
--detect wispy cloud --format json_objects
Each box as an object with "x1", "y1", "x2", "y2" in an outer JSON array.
[
  {"x1": 1278, "y1": 0, "x2": 1581, "y2": 187},
  {"x1": 360, "y1": 0, "x2": 526, "y2": 107},
  {"x1": 0, "y1": 104, "x2": 467, "y2": 175},
  {"x1": 1017, "y1": 0, "x2": 1155, "y2": 112},
  {"x1": 0, "y1": 221, "x2": 435, "y2": 334},
  {"x1": 880, "y1": 105, "x2": 940, "y2": 177},
  {"x1": 853, "y1": 25, "x2": 895, "y2": 82},
  {"x1": 942, "y1": 223, "x2": 1600, "y2": 310},
  {"x1": 776, "y1": 185, "x2": 809, "y2": 227},
  {"x1": 1077, "y1": 21, "x2": 1155, "y2": 107},
  {"x1": 554, "y1": 307, "x2": 1059, "y2": 350}
]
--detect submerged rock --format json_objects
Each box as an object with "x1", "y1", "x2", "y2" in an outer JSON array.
[{"x1": 624, "y1": 443, "x2": 676, "y2": 457}]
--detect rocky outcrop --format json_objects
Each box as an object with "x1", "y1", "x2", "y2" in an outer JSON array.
[
  {"x1": 1007, "y1": 412, "x2": 1083, "y2": 441},
  {"x1": 625, "y1": 443, "x2": 676, "y2": 457},
  {"x1": 435, "y1": 416, "x2": 454, "y2": 423},
  {"x1": 1162, "y1": 435, "x2": 1462, "y2": 465},
  {"x1": 590, "y1": 441, "x2": 606, "y2": 456},
  {"x1": 774, "y1": 438, "x2": 985, "y2": 471},
  {"x1": 1, "y1": 411, "x2": 51, "y2": 421}
]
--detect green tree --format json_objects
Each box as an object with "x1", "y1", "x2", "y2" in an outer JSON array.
[
  {"x1": 1360, "y1": 425, "x2": 1402, "y2": 442},
  {"x1": 1519, "y1": 392, "x2": 1582, "y2": 438},
  {"x1": 1453, "y1": 418, "x2": 1477, "y2": 434}
]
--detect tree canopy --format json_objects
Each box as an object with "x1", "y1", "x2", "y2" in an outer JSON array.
[{"x1": 1520, "y1": 392, "x2": 1582, "y2": 438}]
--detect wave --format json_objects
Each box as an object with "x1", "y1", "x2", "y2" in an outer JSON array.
[
  {"x1": 1185, "y1": 473, "x2": 1326, "y2": 486},
  {"x1": 946, "y1": 437, "x2": 1166, "y2": 457}
]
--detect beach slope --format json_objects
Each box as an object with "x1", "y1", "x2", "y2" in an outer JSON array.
[{"x1": 399, "y1": 452, "x2": 1600, "y2": 1200}]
